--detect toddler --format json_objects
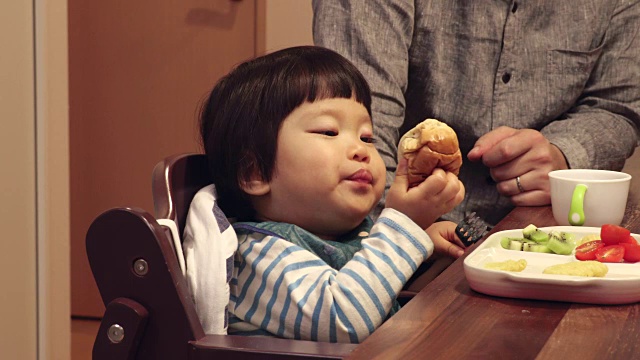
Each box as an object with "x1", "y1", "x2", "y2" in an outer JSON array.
[{"x1": 197, "y1": 46, "x2": 465, "y2": 343}]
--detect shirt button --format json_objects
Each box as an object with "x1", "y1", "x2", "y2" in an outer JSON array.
[
  {"x1": 502, "y1": 72, "x2": 511, "y2": 84},
  {"x1": 512, "y1": 2, "x2": 518, "y2": 13}
]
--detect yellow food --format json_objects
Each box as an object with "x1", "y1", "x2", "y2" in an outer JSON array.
[
  {"x1": 542, "y1": 261, "x2": 608, "y2": 277},
  {"x1": 484, "y1": 259, "x2": 527, "y2": 272},
  {"x1": 575, "y1": 234, "x2": 601, "y2": 247}
]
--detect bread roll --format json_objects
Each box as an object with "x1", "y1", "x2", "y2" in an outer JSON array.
[{"x1": 398, "y1": 119, "x2": 462, "y2": 185}]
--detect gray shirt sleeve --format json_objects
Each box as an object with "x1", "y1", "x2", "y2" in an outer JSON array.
[{"x1": 541, "y1": 0, "x2": 640, "y2": 170}]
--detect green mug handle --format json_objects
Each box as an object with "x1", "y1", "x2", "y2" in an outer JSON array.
[{"x1": 568, "y1": 184, "x2": 588, "y2": 226}]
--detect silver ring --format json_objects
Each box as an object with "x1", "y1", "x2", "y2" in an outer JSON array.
[{"x1": 515, "y1": 176, "x2": 525, "y2": 193}]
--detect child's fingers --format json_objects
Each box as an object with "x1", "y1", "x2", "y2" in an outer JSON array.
[
  {"x1": 455, "y1": 179, "x2": 466, "y2": 203},
  {"x1": 430, "y1": 168, "x2": 447, "y2": 179},
  {"x1": 415, "y1": 168, "x2": 447, "y2": 193},
  {"x1": 445, "y1": 243, "x2": 465, "y2": 258},
  {"x1": 434, "y1": 237, "x2": 465, "y2": 258},
  {"x1": 416, "y1": 169, "x2": 454, "y2": 200},
  {"x1": 392, "y1": 158, "x2": 409, "y2": 188},
  {"x1": 427, "y1": 221, "x2": 466, "y2": 257},
  {"x1": 444, "y1": 176, "x2": 465, "y2": 203},
  {"x1": 396, "y1": 158, "x2": 408, "y2": 176}
]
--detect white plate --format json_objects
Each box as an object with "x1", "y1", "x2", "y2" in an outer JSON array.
[{"x1": 463, "y1": 226, "x2": 640, "y2": 304}]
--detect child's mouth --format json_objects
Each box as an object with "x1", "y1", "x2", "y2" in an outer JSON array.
[{"x1": 347, "y1": 169, "x2": 373, "y2": 184}]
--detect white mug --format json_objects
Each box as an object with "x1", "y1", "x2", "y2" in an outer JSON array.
[{"x1": 548, "y1": 169, "x2": 631, "y2": 227}]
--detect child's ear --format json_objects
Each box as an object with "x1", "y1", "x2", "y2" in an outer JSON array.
[
  {"x1": 240, "y1": 177, "x2": 270, "y2": 196},
  {"x1": 239, "y1": 163, "x2": 270, "y2": 196}
]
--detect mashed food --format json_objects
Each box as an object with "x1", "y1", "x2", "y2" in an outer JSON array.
[
  {"x1": 575, "y1": 234, "x2": 601, "y2": 247},
  {"x1": 484, "y1": 259, "x2": 527, "y2": 272},
  {"x1": 543, "y1": 261, "x2": 608, "y2": 277}
]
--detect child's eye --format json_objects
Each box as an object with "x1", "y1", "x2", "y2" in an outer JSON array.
[
  {"x1": 361, "y1": 136, "x2": 377, "y2": 144},
  {"x1": 316, "y1": 130, "x2": 338, "y2": 137}
]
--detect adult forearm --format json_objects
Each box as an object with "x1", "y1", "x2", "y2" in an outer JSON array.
[
  {"x1": 543, "y1": 110, "x2": 639, "y2": 170},
  {"x1": 545, "y1": 0, "x2": 640, "y2": 169}
]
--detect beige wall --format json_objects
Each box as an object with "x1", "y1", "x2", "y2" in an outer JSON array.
[
  {"x1": 258, "y1": 0, "x2": 313, "y2": 54},
  {"x1": 36, "y1": 1, "x2": 70, "y2": 359},
  {"x1": 0, "y1": 1, "x2": 37, "y2": 358},
  {"x1": 0, "y1": 0, "x2": 69, "y2": 359}
]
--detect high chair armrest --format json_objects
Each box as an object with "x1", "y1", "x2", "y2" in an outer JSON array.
[{"x1": 188, "y1": 335, "x2": 358, "y2": 360}]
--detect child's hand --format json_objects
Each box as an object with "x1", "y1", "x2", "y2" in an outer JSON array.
[
  {"x1": 426, "y1": 221, "x2": 465, "y2": 259},
  {"x1": 386, "y1": 158, "x2": 465, "y2": 229}
]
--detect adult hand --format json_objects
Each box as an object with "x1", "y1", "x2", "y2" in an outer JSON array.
[
  {"x1": 386, "y1": 158, "x2": 465, "y2": 229},
  {"x1": 467, "y1": 126, "x2": 568, "y2": 206}
]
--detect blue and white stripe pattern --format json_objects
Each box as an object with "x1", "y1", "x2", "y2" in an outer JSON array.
[{"x1": 228, "y1": 208, "x2": 433, "y2": 343}]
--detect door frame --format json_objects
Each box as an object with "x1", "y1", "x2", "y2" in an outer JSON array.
[{"x1": 35, "y1": 0, "x2": 70, "y2": 358}]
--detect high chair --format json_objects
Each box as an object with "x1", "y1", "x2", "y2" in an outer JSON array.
[{"x1": 86, "y1": 153, "x2": 358, "y2": 359}]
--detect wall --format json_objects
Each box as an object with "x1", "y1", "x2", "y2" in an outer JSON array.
[
  {"x1": 0, "y1": 1, "x2": 37, "y2": 358},
  {"x1": 0, "y1": 0, "x2": 70, "y2": 359},
  {"x1": 257, "y1": 0, "x2": 313, "y2": 54},
  {"x1": 35, "y1": 1, "x2": 71, "y2": 358},
  {"x1": 68, "y1": 0, "x2": 256, "y2": 318}
]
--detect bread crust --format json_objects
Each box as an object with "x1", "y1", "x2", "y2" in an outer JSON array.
[{"x1": 398, "y1": 119, "x2": 462, "y2": 185}]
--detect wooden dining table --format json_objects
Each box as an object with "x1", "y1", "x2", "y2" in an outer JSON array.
[{"x1": 346, "y1": 196, "x2": 640, "y2": 360}]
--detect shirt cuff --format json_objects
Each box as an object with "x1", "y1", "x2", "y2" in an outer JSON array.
[
  {"x1": 378, "y1": 208, "x2": 435, "y2": 259},
  {"x1": 545, "y1": 134, "x2": 590, "y2": 169}
]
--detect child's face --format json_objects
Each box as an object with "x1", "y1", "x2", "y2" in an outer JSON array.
[{"x1": 255, "y1": 97, "x2": 386, "y2": 239}]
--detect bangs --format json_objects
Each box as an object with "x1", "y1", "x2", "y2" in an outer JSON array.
[
  {"x1": 268, "y1": 47, "x2": 372, "y2": 117},
  {"x1": 295, "y1": 63, "x2": 372, "y2": 115}
]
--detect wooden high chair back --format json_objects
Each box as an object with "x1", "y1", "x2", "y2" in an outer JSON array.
[{"x1": 151, "y1": 153, "x2": 211, "y2": 236}]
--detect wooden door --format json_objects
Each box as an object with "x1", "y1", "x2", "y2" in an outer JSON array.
[{"x1": 69, "y1": 0, "x2": 257, "y2": 317}]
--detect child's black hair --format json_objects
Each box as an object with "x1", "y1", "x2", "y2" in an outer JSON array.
[{"x1": 199, "y1": 46, "x2": 372, "y2": 219}]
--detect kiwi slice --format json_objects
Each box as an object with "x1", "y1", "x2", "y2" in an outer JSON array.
[
  {"x1": 509, "y1": 239, "x2": 524, "y2": 251},
  {"x1": 522, "y1": 242, "x2": 550, "y2": 253},
  {"x1": 500, "y1": 237, "x2": 527, "y2": 251},
  {"x1": 522, "y1": 242, "x2": 535, "y2": 252},
  {"x1": 561, "y1": 231, "x2": 576, "y2": 245},
  {"x1": 502, "y1": 237, "x2": 538, "y2": 251},
  {"x1": 500, "y1": 237, "x2": 512, "y2": 249},
  {"x1": 546, "y1": 231, "x2": 576, "y2": 255},
  {"x1": 523, "y1": 224, "x2": 550, "y2": 243},
  {"x1": 529, "y1": 230, "x2": 549, "y2": 243},
  {"x1": 525, "y1": 243, "x2": 552, "y2": 253},
  {"x1": 522, "y1": 224, "x2": 538, "y2": 238}
]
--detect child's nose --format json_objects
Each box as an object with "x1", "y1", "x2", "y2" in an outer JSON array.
[{"x1": 350, "y1": 142, "x2": 370, "y2": 162}]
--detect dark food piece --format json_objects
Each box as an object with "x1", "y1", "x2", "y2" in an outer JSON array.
[{"x1": 456, "y1": 212, "x2": 490, "y2": 247}]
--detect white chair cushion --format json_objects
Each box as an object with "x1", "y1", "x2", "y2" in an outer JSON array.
[{"x1": 183, "y1": 184, "x2": 238, "y2": 335}]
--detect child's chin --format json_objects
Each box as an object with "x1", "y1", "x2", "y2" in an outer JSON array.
[{"x1": 341, "y1": 210, "x2": 371, "y2": 228}]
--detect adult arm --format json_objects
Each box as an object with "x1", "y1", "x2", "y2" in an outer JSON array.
[
  {"x1": 468, "y1": 1, "x2": 640, "y2": 205},
  {"x1": 542, "y1": 0, "x2": 640, "y2": 170}
]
